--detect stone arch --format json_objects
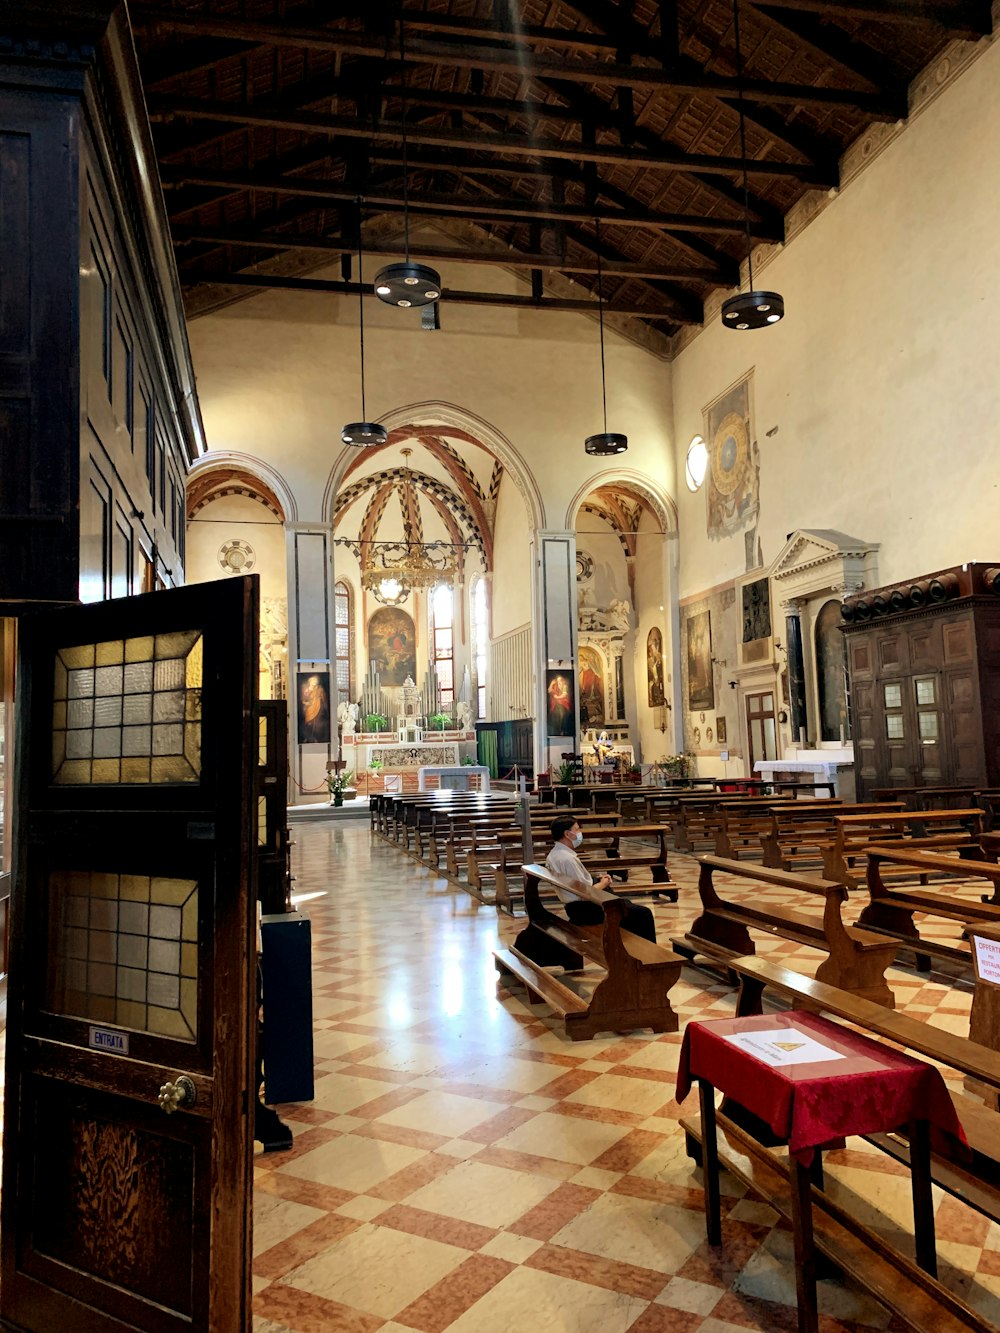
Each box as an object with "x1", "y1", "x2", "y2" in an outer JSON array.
[
  {"x1": 187, "y1": 451, "x2": 298, "y2": 523},
  {"x1": 323, "y1": 400, "x2": 545, "y2": 533},
  {"x1": 564, "y1": 469, "x2": 677, "y2": 536}
]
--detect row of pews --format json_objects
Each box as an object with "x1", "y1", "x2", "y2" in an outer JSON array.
[{"x1": 369, "y1": 782, "x2": 1000, "y2": 1329}]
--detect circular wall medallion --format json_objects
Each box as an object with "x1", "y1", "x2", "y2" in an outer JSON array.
[
  {"x1": 711, "y1": 411, "x2": 751, "y2": 497},
  {"x1": 576, "y1": 551, "x2": 594, "y2": 582},
  {"x1": 218, "y1": 539, "x2": 256, "y2": 574}
]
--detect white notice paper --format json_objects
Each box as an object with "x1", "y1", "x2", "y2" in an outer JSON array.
[
  {"x1": 722, "y1": 1028, "x2": 847, "y2": 1068},
  {"x1": 972, "y1": 933, "x2": 1000, "y2": 988}
]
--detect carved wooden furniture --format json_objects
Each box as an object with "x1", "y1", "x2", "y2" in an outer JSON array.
[
  {"x1": 713, "y1": 799, "x2": 842, "y2": 861},
  {"x1": 492, "y1": 825, "x2": 675, "y2": 914},
  {"x1": 673, "y1": 856, "x2": 898, "y2": 1006},
  {"x1": 842, "y1": 563, "x2": 1000, "y2": 799},
  {"x1": 493, "y1": 863, "x2": 683, "y2": 1039},
  {"x1": 822, "y1": 809, "x2": 983, "y2": 889},
  {"x1": 760, "y1": 802, "x2": 904, "y2": 870}
]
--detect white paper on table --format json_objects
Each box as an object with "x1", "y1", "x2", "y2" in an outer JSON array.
[{"x1": 721, "y1": 1028, "x2": 848, "y2": 1068}]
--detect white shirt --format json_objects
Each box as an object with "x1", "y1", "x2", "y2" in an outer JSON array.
[{"x1": 545, "y1": 841, "x2": 594, "y2": 902}]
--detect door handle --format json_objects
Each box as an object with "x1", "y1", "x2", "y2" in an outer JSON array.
[{"x1": 158, "y1": 1075, "x2": 197, "y2": 1115}]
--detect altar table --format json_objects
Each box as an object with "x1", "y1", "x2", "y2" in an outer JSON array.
[{"x1": 677, "y1": 1011, "x2": 966, "y2": 1332}]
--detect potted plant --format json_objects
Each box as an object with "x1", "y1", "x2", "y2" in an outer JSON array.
[
  {"x1": 326, "y1": 770, "x2": 353, "y2": 807},
  {"x1": 364, "y1": 712, "x2": 388, "y2": 733},
  {"x1": 627, "y1": 763, "x2": 642, "y2": 785},
  {"x1": 429, "y1": 711, "x2": 450, "y2": 732},
  {"x1": 556, "y1": 760, "x2": 577, "y2": 785}
]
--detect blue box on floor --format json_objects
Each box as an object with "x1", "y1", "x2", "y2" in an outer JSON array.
[{"x1": 261, "y1": 911, "x2": 315, "y2": 1105}]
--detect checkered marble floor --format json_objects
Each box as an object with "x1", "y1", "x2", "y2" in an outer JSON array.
[{"x1": 253, "y1": 822, "x2": 1000, "y2": 1333}]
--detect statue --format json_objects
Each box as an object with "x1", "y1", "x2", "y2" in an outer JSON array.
[
  {"x1": 337, "y1": 701, "x2": 359, "y2": 734},
  {"x1": 593, "y1": 731, "x2": 614, "y2": 764},
  {"x1": 455, "y1": 700, "x2": 473, "y2": 732}
]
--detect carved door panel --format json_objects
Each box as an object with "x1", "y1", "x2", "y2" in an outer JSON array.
[
  {"x1": 256, "y1": 699, "x2": 291, "y2": 916},
  {"x1": 1, "y1": 577, "x2": 258, "y2": 1333}
]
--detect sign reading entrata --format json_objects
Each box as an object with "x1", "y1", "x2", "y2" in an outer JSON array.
[{"x1": 88, "y1": 1025, "x2": 130, "y2": 1055}]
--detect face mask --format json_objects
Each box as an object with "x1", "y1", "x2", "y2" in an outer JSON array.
[{"x1": 571, "y1": 831, "x2": 583, "y2": 848}]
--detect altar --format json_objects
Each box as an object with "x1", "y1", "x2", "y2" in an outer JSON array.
[
  {"x1": 419, "y1": 764, "x2": 490, "y2": 792},
  {"x1": 754, "y1": 750, "x2": 855, "y2": 799}
]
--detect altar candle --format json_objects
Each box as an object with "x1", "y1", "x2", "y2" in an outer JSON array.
[
  {"x1": 839, "y1": 724, "x2": 846, "y2": 745},
  {"x1": 799, "y1": 727, "x2": 806, "y2": 746}
]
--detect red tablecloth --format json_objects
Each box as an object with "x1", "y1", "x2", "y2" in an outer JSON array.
[{"x1": 676, "y1": 1011, "x2": 967, "y2": 1164}]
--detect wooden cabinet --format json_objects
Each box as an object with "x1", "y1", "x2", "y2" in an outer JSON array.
[{"x1": 843, "y1": 564, "x2": 1000, "y2": 798}]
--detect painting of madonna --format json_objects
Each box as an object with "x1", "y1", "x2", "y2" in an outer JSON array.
[{"x1": 298, "y1": 671, "x2": 331, "y2": 744}]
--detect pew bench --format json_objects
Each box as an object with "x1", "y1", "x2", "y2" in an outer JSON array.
[
  {"x1": 760, "y1": 801, "x2": 904, "y2": 871},
  {"x1": 493, "y1": 863, "x2": 683, "y2": 1039},
  {"x1": 462, "y1": 811, "x2": 620, "y2": 898},
  {"x1": 672, "y1": 855, "x2": 898, "y2": 1007},
  {"x1": 714, "y1": 800, "x2": 842, "y2": 861},
  {"x1": 822, "y1": 809, "x2": 985, "y2": 890}
]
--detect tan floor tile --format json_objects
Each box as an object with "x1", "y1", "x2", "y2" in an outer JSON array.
[
  {"x1": 404, "y1": 1157, "x2": 563, "y2": 1228},
  {"x1": 563, "y1": 1071, "x2": 675, "y2": 1118},
  {"x1": 252, "y1": 1192, "x2": 327, "y2": 1255},
  {"x1": 655, "y1": 1274, "x2": 724, "y2": 1314},
  {"x1": 376, "y1": 1088, "x2": 509, "y2": 1137},
  {"x1": 493, "y1": 1108, "x2": 632, "y2": 1165},
  {"x1": 277, "y1": 1133, "x2": 425, "y2": 1192},
  {"x1": 335, "y1": 1194, "x2": 391, "y2": 1222},
  {"x1": 441, "y1": 1263, "x2": 650, "y2": 1333},
  {"x1": 478, "y1": 1231, "x2": 546, "y2": 1263},
  {"x1": 551, "y1": 1190, "x2": 707, "y2": 1274}
]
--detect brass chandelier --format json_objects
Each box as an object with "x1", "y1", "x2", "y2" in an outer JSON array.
[{"x1": 361, "y1": 541, "x2": 459, "y2": 605}]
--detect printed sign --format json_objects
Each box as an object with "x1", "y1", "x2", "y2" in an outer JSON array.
[
  {"x1": 971, "y1": 933, "x2": 1000, "y2": 988},
  {"x1": 722, "y1": 1027, "x2": 846, "y2": 1068},
  {"x1": 88, "y1": 1025, "x2": 129, "y2": 1055}
]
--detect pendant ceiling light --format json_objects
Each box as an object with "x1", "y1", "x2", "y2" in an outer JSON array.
[
  {"x1": 720, "y1": 0, "x2": 785, "y2": 331},
  {"x1": 585, "y1": 217, "x2": 628, "y2": 457},
  {"x1": 342, "y1": 202, "x2": 388, "y2": 448},
  {"x1": 373, "y1": 17, "x2": 442, "y2": 309}
]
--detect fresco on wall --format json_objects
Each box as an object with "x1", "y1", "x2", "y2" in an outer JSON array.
[
  {"x1": 816, "y1": 599, "x2": 850, "y2": 742},
  {"x1": 647, "y1": 628, "x2": 665, "y2": 707},
  {"x1": 297, "y1": 671, "x2": 331, "y2": 744},
  {"x1": 704, "y1": 374, "x2": 759, "y2": 540},
  {"x1": 578, "y1": 646, "x2": 605, "y2": 727},
  {"x1": 686, "y1": 611, "x2": 715, "y2": 712},
  {"x1": 546, "y1": 670, "x2": 575, "y2": 738},
  {"x1": 368, "y1": 607, "x2": 416, "y2": 687}
]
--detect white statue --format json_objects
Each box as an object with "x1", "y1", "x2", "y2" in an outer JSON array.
[
  {"x1": 455, "y1": 700, "x2": 473, "y2": 732},
  {"x1": 337, "y1": 701, "x2": 359, "y2": 734},
  {"x1": 607, "y1": 598, "x2": 632, "y2": 631}
]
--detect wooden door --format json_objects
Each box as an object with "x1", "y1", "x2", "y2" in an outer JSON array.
[
  {"x1": 1, "y1": 577, "x2": 258, "y2": 1333},
  {"x1": 745, "y1": 690, "x2": 777, "y2": 769}
]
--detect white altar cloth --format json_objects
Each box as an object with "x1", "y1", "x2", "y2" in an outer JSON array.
[{"x1": 418, "y1": 765, "x2": 491, "y2": 792}]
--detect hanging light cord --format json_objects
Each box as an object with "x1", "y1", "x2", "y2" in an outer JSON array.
[
  {"x1": 596, "y1": 216, "x2": 608, "y2": 434},
  {"x1": 357, "y1": 200, "x2": 370, "y2": 420},
  {"x1": 732, "y1": 0, "x2": 755, "y2": 291},
  {"x1": 398, "y1": 11, "x2": 411, "y2": 264}
]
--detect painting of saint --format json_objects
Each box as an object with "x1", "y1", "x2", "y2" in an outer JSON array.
[
  {"x1": 686, "y1": 610, "x2": 715, "y2": 711},
  {"x1": 368, "y1": 607, "x2": 417, "y2": 687},
  {"x1": 578, "y1": 646, "x2": 605, "y2": 728},
  {"x1": 297, "y1": 671, "x2": 331, "y2": 744},
  {"x1": 546, "y1": 670, "x2": 574, "y2": 738},
  {"x1": 646, "y1": 628, "x2": 665, "y2": 707}
]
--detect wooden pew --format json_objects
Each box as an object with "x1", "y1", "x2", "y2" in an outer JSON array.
[
  {"x1": 872, "y1": 785, "x2": 979, "y2": 812},
  {"x1": 493, "y1": 863, "x2": 683, "y2": 1039},
  {"x1": 714, "y1": 799, "x2": 842, "y2": 861},
  {"x1": 760, "y1": 801, "x2": 905, "y2": 871},
  {"x1": 856, "y1": 846, "x2": 1000, "y2": 971},
  {"x1": 463, "y1": 811, "x2": 618, "y2": 897},
  {"x1": 725, "y1": 955, "x2": 1000, "y2": 1228},
  {"x1": 674, "y1": 795, "x2": 799, "y2": 853},
  {"x1": 672, "y1": 855, "x2": 898, "y2": 1006},
  {"x1": 822, "y1": 809, "x2": 984, "y2": 890},
  {"x1": 493, "y1": 824, "x2": 675, "y2": 913}
]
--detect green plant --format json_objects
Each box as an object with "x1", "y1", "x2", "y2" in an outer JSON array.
[
  {"x1": 326, "y1": 770, "x2": 353, "y2": 795},
  {"x1": 430, "y1": 712, "x2": 450, "y2": 731},
  {"x1": 368, "y1": 757, "x2": 383, "y2": 772},
  {"x1": 556, "y1": 761, "x2": 577, "y2": 784},
  {"x1": 364, "y1": 712, "x2": 388, "y2": 731},
  {"x1": 461, "y1": 756, "x2": 476, "y2": 766}
]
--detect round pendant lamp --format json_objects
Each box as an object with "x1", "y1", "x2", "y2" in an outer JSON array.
[
  {"x1": 584, "y1": 217, "x2": 628, "y2": 457},
  {"x1": 342, "y1": 202, "x2": 387, "y2": 448}
]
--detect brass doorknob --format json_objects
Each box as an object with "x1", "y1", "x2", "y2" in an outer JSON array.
[{"x1": 158, "y1": 1075, "x2": 197, "y2": 1115}]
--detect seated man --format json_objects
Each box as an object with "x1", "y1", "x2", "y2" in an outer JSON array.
[{"x1": 545, "y1": 816, "x2": 657, "y2": 943}]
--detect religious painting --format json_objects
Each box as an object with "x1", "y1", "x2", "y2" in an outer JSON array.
[
  {"x1": 704, "y1": 373, "x2": 759, "y2": 540},
  {"x1": 742, "y1": 577, "x2": 771, "y2": 643},
  {"x1": 578, "y1": 646, "x2": 605, "y2": 727},
  {"x1": 647, "y1": 627, "x2": 665, "y2": 707},
  {"x1": 367, "y1": 607, "x2": 416, "y2": 687},
  {"x1": 686, "y1": 610, "x2": 715, "y2": 712},
  {"x1": 815, "y1": 599, "x2": 850, "y2": 742},
  {"x1": 297, "y1": 671, "x2": 331, "y2": 744},
  {"x1": 546, "y1": 669, "x2": 575, "y2": 738},
  {"x1": 615, "y1": 655, "x2": 625, "y2": 720},
  {"x1": 716, "y1": 716, "x2": 727, "y2": 745}
]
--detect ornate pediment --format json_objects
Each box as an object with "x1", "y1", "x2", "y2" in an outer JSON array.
[{"x1": 770, "y1": 530, "x2": 879, "y2": 582}]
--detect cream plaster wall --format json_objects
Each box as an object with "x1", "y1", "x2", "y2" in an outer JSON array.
[
  {"x1": 186, "y1": 247, "x2": 675, "y2": 531},
  {"x1": 490, "y1": 472, "x2": 534, "y2": 639},
  {"x1": 671, "y1": 37, "x2": 1000, "y2": 602},
  {"x1": 631, "y1": 511, "x2": 670, "y2": 762},
  {"x1": 185, "y1": 493, "x2": 287, "y2": 600}
]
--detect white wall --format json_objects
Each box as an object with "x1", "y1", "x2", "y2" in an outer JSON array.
[
  {"x1": 671, "y1": 37, "x2": 1000, "y2": 601},
  {"x1": 490, "y1": 471, "x2": 534, "y2": 639}
]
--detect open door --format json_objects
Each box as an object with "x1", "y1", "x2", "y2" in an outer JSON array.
[{"x1": 1, "y1": 576, "x2": 259, "y2": 1333}]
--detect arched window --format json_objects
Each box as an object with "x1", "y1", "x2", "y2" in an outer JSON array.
[
  {"x1": 334, "y1": 580, "x2": 353, "y2": 706},
  {"x1": 471, "y1": 576, "x2": 488, "y2": 720},
  {"x1": 430, "y1": 584, "x2": 455, "y2": 709}
]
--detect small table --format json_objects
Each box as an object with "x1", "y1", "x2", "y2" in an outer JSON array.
[{"x1": 677, "y1": 1011, "x2": 966, "y2": 1333}]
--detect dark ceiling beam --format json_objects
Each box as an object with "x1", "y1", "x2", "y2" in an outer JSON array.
[
  {"x1": 746, "y1": 4, "x2": 908, "y2": 90},
  {"x1": 131, "y1": 9, "x2": 904, "y2": 114},
  {"x1": 735, "y1": 0, "x2": 991, "y2": 36},
  {"x1": 160, "y1": 164, "x2": 783, "y2": 239},
  {"x1": 150, "y1": 94, "x2": 833, "y2": 184},
  {"x1": 170, "y1": 223, "x2": 732, "y2": 284},
  {"x1": 177, "y1": 271, "x2": 701, "y2": 322}
]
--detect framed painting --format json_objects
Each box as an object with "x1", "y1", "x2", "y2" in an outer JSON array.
[
  {"x1": 578, "y1": 646, "x2": 605, "y2": 727},
  {"x1": 546, "y1": 669, "x2": 575, "y2": 738},
  {"x1": 367, "y1": 607, "x2": 416, "y2": 687},
  {"x1": 686, "y1": 610, "x2": 715, "y2": 712},
  {"x1": 716, "y1": 716, "x2": 727, "y2": 745},
  {"x1": 297, "y1": 670, "x2": 331, "y2": 744},
  {"x1": 646, "y1": 627, "x2": 665, "y2": 707}
]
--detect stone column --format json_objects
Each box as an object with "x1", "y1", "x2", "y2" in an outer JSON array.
[{"x1": 532, "y1": 529, "x2": 578, "y2": 776}]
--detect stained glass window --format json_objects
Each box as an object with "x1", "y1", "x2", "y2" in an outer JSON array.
[
  {"x1": 48, "y1": 870, "x2": 199, "y2": 1040},
  {"x1": 334, "y1": 581, "x2": 353, "y2": 706},
  {"x1": 51, "y1": 631, "x2": 203, "y2": 784}
]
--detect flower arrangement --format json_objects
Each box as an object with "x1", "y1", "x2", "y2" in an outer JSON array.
[
  {"x1": 556, "y1": 760, "x2": 578, "y2": 784},
  {"x1": 327, "y1": 769, "x2": 353, "y2": 806},
  {"x1": 656, "y1": 753, "x2": 692, "y2": 779},
  {"x1": 364, "y1": 712, "x2": 388, "y2": 732},
  {"x1": 368, "y1": 757, "x2": 384, "y2": 772},
  {"x1": 429, "y1": 712, "x2": 451, "y2": 731}
]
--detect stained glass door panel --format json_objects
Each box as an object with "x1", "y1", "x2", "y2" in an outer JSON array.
[{"x1": 2, "y1": 577, "x2": 258, "y2": 1333}]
